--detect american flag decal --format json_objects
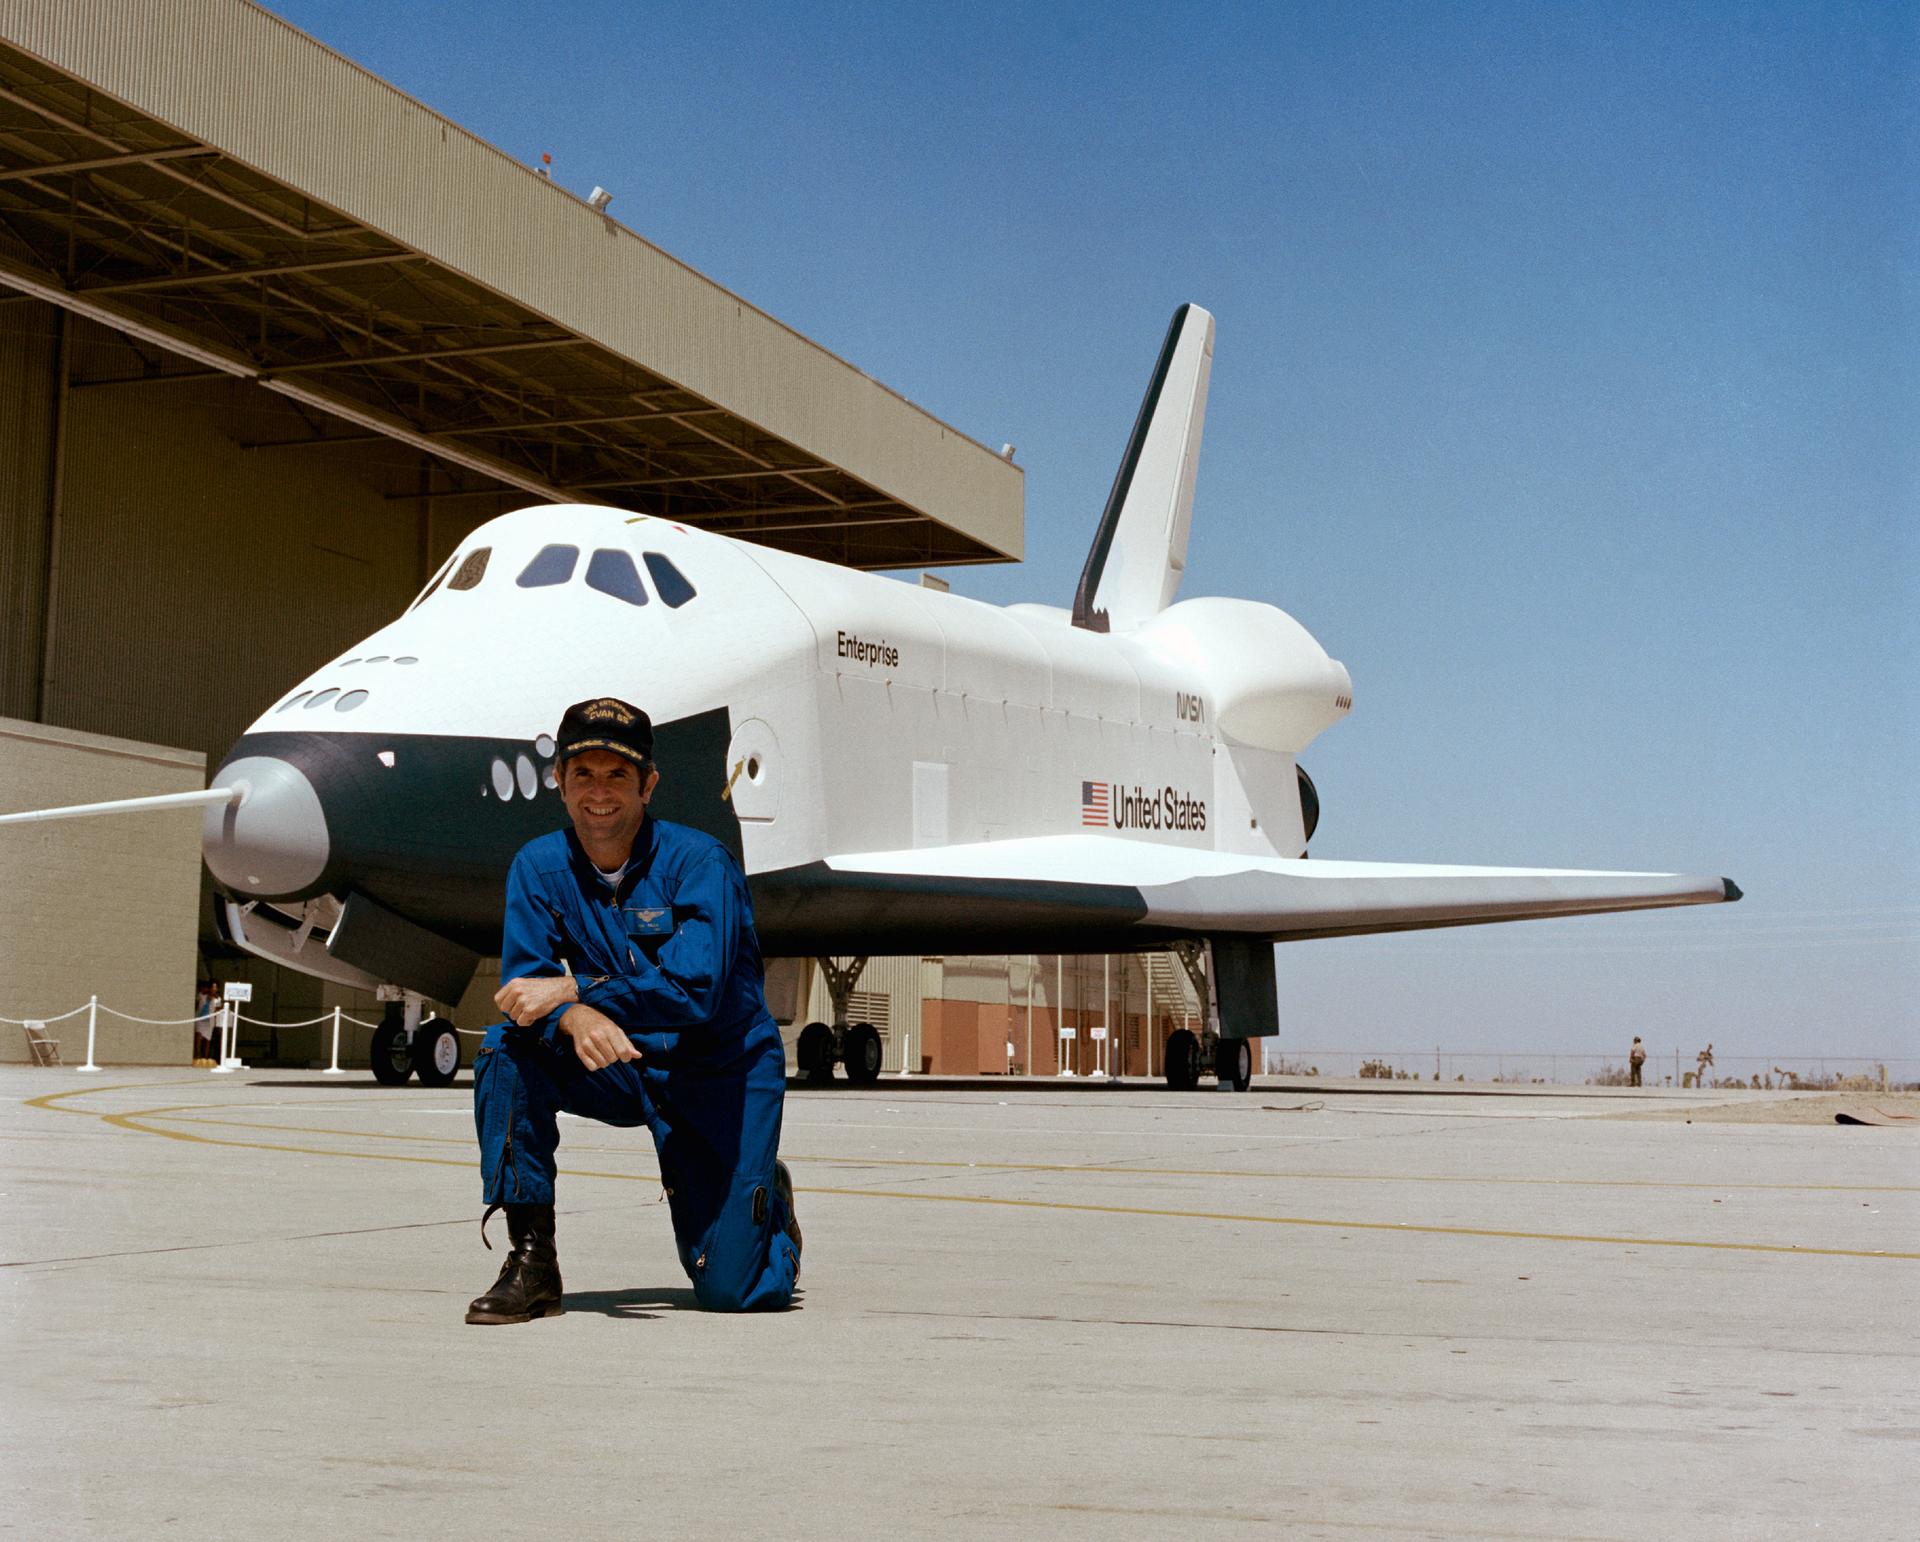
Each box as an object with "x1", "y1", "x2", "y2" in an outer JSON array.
[{"x1": 1080, "y1": 780, "x2": 1110, "y2": 827}]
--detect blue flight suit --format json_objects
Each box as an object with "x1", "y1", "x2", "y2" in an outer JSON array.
[{"x1": 473, "y1": 816, "x2": 797, "y2": 1311}]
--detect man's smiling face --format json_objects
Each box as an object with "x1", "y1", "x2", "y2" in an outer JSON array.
[{"x1": 559, "y1": 748, "x2": 657, "y2": 858}]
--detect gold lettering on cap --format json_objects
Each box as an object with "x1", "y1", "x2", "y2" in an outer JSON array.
[{"x1": 582, "y1": 699, "x2": 636, "y2": 725}]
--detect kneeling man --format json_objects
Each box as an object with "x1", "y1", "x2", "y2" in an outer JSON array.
[{"x1": 469, "y1": 696, "x2": 799, "y2": 1323}]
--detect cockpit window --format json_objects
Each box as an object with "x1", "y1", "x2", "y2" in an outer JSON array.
[
  {"x1": 644, "y1": 552, "x2": 696, "y2": 608},
  {"x1": 447, "y1": 548, "x2": 491, "y2": 591},
  {"x1": 585, "y1": 548, "x2": 649, "y2": 606},
  {"x1": 517, "y1": 545, "x2": 579, "y2": 588},
  {"x1": 409, "y1": 551, "x2": 459, "y2": 611}
]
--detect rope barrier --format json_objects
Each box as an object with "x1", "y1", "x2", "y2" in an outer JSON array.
[
  {"x1": 6, "y1": 1002, "x2": 384, "y2": 1031},
  {"x1": 234, "y1": 1009, "x2": 361, "y2": 1029},
  {"x1": 8, "y1": 998, "x2": 400, "y2": 1075},
  {"x1": 96, "y1": 1005, "x2": 209, "y2": 1025}
]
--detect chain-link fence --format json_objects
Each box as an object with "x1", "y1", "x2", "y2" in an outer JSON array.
[{"x1": 1265, "y1": 1048, "x2": 1916, "y2": 1091}]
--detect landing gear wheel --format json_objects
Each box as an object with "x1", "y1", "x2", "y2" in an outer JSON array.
[
  {"x1": 370, "y1": 1021, "x2": 413, "y2": 1085},
  {"x1": 844, "y1": 1022, "x2": 883, "y2": 1085},
  {"x1": 1215, "y1": 1036, "x2": 1252, "y2": 1092},
  {"x1": 1164, "y1": 1028, "x2": 1201, "y2": 1091},
  {"x1": 796, "y1": 1021, "x2": 835, "y2": 1084},
  {"x1": 413, "y1": 1018, "x2": 460, "y2": 1087}
]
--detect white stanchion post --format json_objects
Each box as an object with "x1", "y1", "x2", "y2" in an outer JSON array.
[
  {"x1": 324, "y1": 1005, "x2": 344, "y2": 1075},
  {"x1": 77, "y1": 995, "x2": 100, "y2": 1073},
  {"x1": 212, "y1": 1000, "x2": 237, "y2": 1073},
  {"x1": 216, "y1": 987, "x2": 251, "y2": 1072}
]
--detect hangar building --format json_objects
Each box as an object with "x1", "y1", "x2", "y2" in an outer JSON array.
[{"x1": 0, "y1": 1, "x2": 1199, "y2": 1073}]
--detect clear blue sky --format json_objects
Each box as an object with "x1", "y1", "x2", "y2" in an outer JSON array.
[{"x1": 270, "y1": 1, "x2": 1916, "y2": 1061}]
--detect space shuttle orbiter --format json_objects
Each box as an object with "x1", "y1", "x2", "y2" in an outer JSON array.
[{"x1": 2, "y1": 306, "x2": 1738, "y2": 1089}]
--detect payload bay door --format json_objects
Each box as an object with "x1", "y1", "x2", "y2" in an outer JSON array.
[{"x1": 913, "y1": 761, "x2": 950, "y2": 848}]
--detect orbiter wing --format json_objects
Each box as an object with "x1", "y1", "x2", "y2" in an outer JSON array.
[{"x1": 779, "y1": 834, "x2": 1738, "y2": 948}]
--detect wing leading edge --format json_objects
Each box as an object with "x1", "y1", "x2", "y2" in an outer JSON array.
[{"x1": 815, "y1": 834, "x2": 1739, "y2": 944}]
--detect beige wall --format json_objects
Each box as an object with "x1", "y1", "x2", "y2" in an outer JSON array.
[{"x1": 0, "y1": 718, "x2": 204, "y2": 1064}]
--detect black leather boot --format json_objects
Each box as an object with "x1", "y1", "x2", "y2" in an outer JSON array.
[
  {"x1": 775, "y1": 1159, "x2": 802, "y2": 1274},
  {"x1": 466, "y1": 1203, "x2": 563, "y2": 1324}
]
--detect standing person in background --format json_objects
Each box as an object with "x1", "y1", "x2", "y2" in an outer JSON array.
[
  {"x1": 193, "y1": 984, "x2": 215, "y2": 1062},
  {"x1": 1696, "y1": 1042, "x2": 1715, "y2": 1087},
  {"x1": 1629, "y1": 1036, "x2": 1647, "y2": 1087}
]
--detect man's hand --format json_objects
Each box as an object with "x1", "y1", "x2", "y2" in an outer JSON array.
[
  {"x1": 556, "y1": 1003, "x2": 641, "y2": 1072},
  {"x1": 494, "y1": 974, "x2": 579, "y2": 1027}
]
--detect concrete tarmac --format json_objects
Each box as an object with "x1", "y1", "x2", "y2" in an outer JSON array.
[{"x1": 3, "y1": 1067, "x2": 1914, "y2": 1539}]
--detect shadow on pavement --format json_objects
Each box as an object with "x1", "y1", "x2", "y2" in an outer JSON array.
[{"x1": 562, "y1": 1286, "x2": 704, "y2": 1318}]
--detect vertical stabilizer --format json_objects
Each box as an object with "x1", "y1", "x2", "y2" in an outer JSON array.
[{"x1": 1071, "y1": 303, "x2": 1214, "y2": 632}]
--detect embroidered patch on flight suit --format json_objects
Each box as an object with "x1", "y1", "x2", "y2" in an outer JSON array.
[{"x1": 623, "y1": 907, "x2": 672, "y2": 935}]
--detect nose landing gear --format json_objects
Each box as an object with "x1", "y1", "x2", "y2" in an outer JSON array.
[{"x1": 369, "y1": 991, "x2": 461, "y2": 1086}]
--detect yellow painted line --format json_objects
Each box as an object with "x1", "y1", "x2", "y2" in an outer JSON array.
[
  {"x1": 801, "y1": 1186, "x2": 1920, "y2": 1261},
  {"x1": 26, "y1": 1081, "x2": 203, "y2": 1114},
  {"x1": 147, "y1": 1113, "x2": 486, "y2": 1146},
  {"x1": 97, "y1": 1106, "x2": 649, "y2": 1185},
  {"x1": 28, "y1": 1092, "x2": 1916, "y2": 1263},
  {"x1": 772, "y1": 1154, "x2": 1920, "y2": 1195},
  {"x1": 30, "y1": 1088, "x2": 1920, "y2": 1198}
]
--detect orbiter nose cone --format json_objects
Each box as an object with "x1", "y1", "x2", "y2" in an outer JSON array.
[{"x1": 202, "y1": 755, "x2": 330, "y2": 897}]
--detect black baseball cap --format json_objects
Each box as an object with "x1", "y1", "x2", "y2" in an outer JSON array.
[{"x1": 555, "y1": 697, "x2": 654, "y2": 770}]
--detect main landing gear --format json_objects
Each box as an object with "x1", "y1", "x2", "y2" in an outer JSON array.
[
  {"x1": 369, "y1": 991, "x2": 461, "y2": 1086},
  {"x1": 794, "y1": 957, "x2": 885, "y2": 1086},
  {"x1": 1160, "y1": 1029, "x2": 1252, "y2": 1092},
  {"x1": 1161, "y1": 940, "x2": 1259, "y2": 1092}
]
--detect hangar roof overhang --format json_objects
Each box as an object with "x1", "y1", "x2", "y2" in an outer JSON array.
[{"x1": 0, "y1": 2, "x2": 1022, "y2": 570}]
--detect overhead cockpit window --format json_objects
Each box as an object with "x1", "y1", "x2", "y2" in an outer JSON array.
[
  {"x1": 305, "y1": 688, "x2": 341, "y2": 710},
  {"x1": 644, "y1": 552, "x2": 696, "y2": 608},
  {"x1": 278, "y1": 691, "x2": 312, "y2": 713},
  {"x1": 585, "y1": 548, "x2": 649, "y2": 606},
  {"x1": 517, "y1": 545, "x2": 580, "y2": 588},
  {"x1": 409, "y1": 551, "x2": 459, "y2": 611},
  {"x1": 447, "y1": 548, "x2": 491, "y2": 591}
]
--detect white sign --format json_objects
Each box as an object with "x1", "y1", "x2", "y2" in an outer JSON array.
[
  {"x1": 222, "y1": 982, "x2": 253, "y2": 1003},
  {"x1": 1057, "y1": 1026, "x2": 1075, "y2": 1040},
  {"x1": 1090, "y1": 1025, "x2": 1108, "y2": 1042}
]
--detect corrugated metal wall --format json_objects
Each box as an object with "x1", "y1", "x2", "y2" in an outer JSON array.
[
  {"x1": 793, "y1": 952, "x2": 1202, "y2": 1078},
  {"x1": 0, "y1": 298, "x2": 57, "y2": 720},
  {"x1": 0, "y1": 717, "x2": 204, "y2": 1063}
]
